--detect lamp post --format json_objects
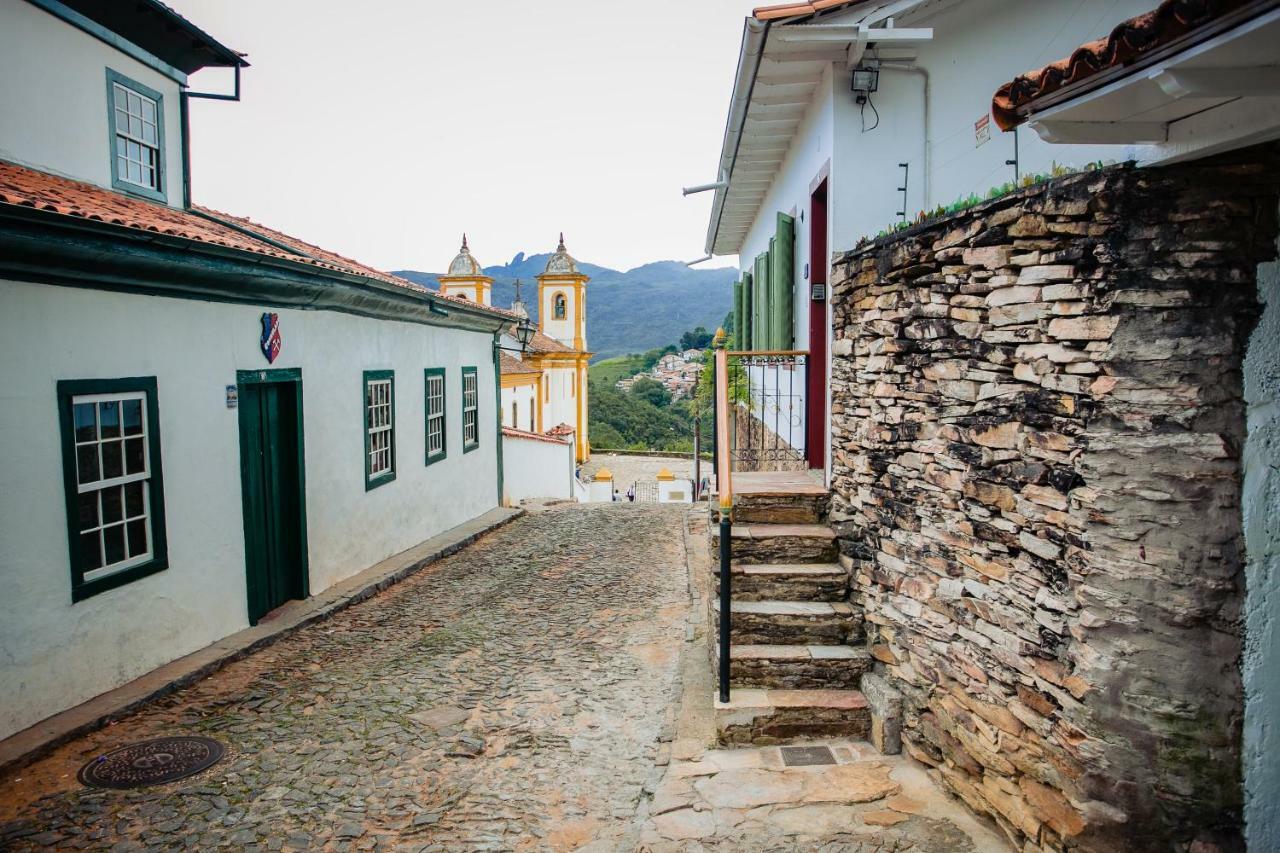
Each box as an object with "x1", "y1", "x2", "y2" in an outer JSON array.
[{"x1": 513, "y1": 317, "x2": 535, "y2": 353}]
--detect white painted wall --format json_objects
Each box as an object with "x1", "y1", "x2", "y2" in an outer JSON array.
[
  {"x1": 736, "y1": 64, "x2": 834, "y2": 296},
  {"x1": 0, "y1": 279, "x2": 500, "y2": 740},
  {"x1": 502, "y1": 433, "x2": 573, "y2": 503},
  {"x1": 540, "y1": 364, "x2": 581, "y2": 433},
  {"x1": 825, "y1": 0, "x2": 1151, "y2": 252},
  {"x1": 1244, "y1": 220, "x2": 1280, "y2": 850},
  {"x1": 658, "y1": 478, "x2": 692, "y2": 503},
  {"x1": 0, "y1": 0, "x2": 185, "y2": 206},
  {"x1": 588, "y1": 477, "x2": 614, "y2": 503},
  {"x1": 501, "y1": 383, "x2": 537, "y2": 432}
]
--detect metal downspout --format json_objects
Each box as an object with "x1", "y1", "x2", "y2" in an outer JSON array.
[
  {"x1": 879, "y1": 62, "x2": 931, "y2": 211},
  {"x1": 181, "y1": 64, "x2": 244, "y2": 209}
]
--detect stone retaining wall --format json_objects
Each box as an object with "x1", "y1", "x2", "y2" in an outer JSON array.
[{"x1": 828, "y1": 146, "x2": 1280, "y2": 851}]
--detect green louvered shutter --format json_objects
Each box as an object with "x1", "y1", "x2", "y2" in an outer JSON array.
[
  {"x1": 754, "y1": 251, "x2": 770, "y2": 350},
  {"x1": 772, "y1": 213, "x2": 795, "y2": 350},
  {"x1": 751, "y1": 254, "x2": 762, "y2": 350},
  {"x1": 741, "y1": 271, "x2": 753, "y2": 350},
  {"x1": 732, "y1": 278, "x2": 744, "y2": 350}
]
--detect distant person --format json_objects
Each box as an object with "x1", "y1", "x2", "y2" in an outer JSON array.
[
  {"x1": 627, "y1": 485, "x2": 636, "y2": 503},
  {"x1": 613, "y1": 489, "x2": 620, "y2": 502}
]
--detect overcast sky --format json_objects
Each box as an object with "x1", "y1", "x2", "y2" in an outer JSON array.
[{"x1": 172, "y1": 0, "x2": 750, "y2": 273}]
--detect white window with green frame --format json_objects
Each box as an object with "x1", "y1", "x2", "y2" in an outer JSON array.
[
  {"x1": 106, "y1": 69, "x2": 166, "y2": 202},
  {"x1": 364, "y1": 370, "x2": 396, "y2": 489},
  {"x1": 462, "y1": 366, "x2": 479, "y2": 452},
  {"x1": 57, "y1": 377, "x2": 168, "y2": 601},
  {"x1": 424, "y1": 368, "x2": 447, "y2": 465}
]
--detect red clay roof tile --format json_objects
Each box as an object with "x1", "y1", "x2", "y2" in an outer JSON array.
[
  {"x1": 992, "y1": 0, "x2": 1255, "y2": 130},
  {"x1": 525, "y1": 331, "x2": 575, "y2": 354},
  {"x1": 499, "y1": 352, "x2": 541, "y2": 375},
  {"x1": 0, "y1": 160, "x2": 518, "y2": 320},
  {"x1": 502, "y1": 426, "x2": 569, "y2": 445}
]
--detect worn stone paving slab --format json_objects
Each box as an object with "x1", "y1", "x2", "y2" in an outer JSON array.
[
  {"x1": 637, "y1": 740, "x2": 1011, "y2": 852},
  {"x1": 0, "y1": 503, "x2": 689, "y2": 852}
]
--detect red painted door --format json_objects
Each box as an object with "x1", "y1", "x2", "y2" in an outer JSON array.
[{"x1": 806, "y1": 180, "x2": 828, "y2": 471}]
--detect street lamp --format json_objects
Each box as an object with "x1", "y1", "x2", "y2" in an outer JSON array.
[{"x1": 514, "y1": 316, "x2": 535, "y2": 352}]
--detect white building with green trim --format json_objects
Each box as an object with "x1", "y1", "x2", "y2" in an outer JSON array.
[{"x1": 0, "y1": 0, "x2": 514, "y2": 742}]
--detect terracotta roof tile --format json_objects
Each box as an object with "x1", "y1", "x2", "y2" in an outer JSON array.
[
  {"x1": 0, "y1": 160, "x2": 518, "y2": 320},
  {"x1": 499, "y1": 352, "x2": 541, "y2": 375},
  {"x1": 752, "y1": 0, "x2": 867, "y2": 21},
  {"x1": 502, "y1": 426, "x2": 569, "y2": 445},
  {"x1": 992, "y1": 0, "x2": 1254, "y2": 130},
  {"x1": 546, "y1": 423, "x2": 575, "y2": 437},
  {"x1": 525, "y1": 331, "x2": 575, "y2": 354}
]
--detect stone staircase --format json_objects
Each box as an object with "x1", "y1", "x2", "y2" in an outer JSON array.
[{"x1": 708, "y1": 474, "x2": 901, "y2": 751}]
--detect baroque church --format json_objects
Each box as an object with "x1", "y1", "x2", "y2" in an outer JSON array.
[{"x1": 437, "y1": 235, "x2": 591, "y2": 463}]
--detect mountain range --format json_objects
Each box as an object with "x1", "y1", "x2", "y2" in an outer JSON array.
[{"x1": 393, "y1": 252, "x2": 736, "y2": 360}]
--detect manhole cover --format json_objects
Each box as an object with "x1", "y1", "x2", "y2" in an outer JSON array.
[
  {"x1": 78, "y1": 736, "x2": 225, "y2": 789},
  {"x1": 781, "y1": 745, "x2": 837, "y2": 767}
]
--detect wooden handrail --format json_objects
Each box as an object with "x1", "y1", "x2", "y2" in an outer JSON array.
[{"x1": 714, "y1": 348, "x2": 733, "y2": 513}]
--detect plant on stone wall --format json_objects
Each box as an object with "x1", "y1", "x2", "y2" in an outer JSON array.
[{"x1": 863, "y1": 160, "x2": 1110, "y2": 247}]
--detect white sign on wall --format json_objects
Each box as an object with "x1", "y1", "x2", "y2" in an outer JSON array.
[{"x1": 975, "y1": 114, "x2": 991, "y2": 148}]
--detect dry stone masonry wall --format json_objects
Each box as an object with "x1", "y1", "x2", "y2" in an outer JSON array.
[{"x1": 828, "y1": 147, "x2": 1280, "y2": 852}]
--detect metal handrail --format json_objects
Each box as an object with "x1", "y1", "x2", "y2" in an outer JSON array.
[
  {"x1": 727, "y1": 349, "x2": 810, "y2": 357},
  {"x1": 714, "y1": 347, "x2": 733, "y2": 703}
]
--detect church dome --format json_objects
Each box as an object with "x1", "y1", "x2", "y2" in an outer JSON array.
[
  {"x1": 447, "y1": 234, "x2": 482, "y2": 276},
  {"x1": 544, "y1": 233, "x2": 579, "y2": 275}
]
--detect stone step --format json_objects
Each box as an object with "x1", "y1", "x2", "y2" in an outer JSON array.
[
  {"x1": 710, "y1": 491, "x2": 829, "y2": 525},
  {"x1": 727, "y1": 644, "x2": 872, "y2": 689},
  {"x1": 714, "y1": 688, "x2": 871, "y2": 746},
  {"x1": 716, "y1": 563, "x2": 848, "y2": 602},
  {"x1": 709, "y1": 523, "x2": 838, "y2": 565},
  {"x1": 712, "y1": 600, "x2": 863, "y2": 645}
]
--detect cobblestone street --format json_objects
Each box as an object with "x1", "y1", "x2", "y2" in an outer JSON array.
[{"x1": 0, "y1": 504, "x2": 690, "y2": 852}]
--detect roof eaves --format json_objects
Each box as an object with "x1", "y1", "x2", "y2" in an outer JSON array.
[
  {"x1": 991, "y1": 0, "x2": 1271, "y2": 130},
  {"x1": 138, "y1": 0, "x2": 247, "y2": 68}
]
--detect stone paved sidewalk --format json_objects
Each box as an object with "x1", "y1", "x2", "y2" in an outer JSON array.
[{"x1": 0, "y1": 503, "x2": 691, "y2": 852}]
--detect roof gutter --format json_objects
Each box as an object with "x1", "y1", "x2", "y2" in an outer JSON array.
[
  {"x1": 705, "y1": 17, "x2": 771, "y2": 257},
  {"x1": 0, "y1": 203, "x2": 511, "y2": 334}
]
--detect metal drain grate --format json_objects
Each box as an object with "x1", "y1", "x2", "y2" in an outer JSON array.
[
  {"x1": 780, "y1": 745, "x2": 837, "y2": 767},
  {"x1": 78, "y1": 736, "x2": 225, "y2": 789}
]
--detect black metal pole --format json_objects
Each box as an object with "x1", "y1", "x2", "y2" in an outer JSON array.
[
  {"x1": 718, "y1": 513, "x2": 732, "y2": 703},
  {"x1": 694, "y1": 416, "x2": 702, "y2": 501}
]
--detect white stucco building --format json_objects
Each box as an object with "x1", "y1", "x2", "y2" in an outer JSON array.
[
  {"x1": 0, "y1": 0, "x2": 515, "y2": 742},
  {"x1": 699, "y1": 0, "x2": 1155, "y2": 478}
]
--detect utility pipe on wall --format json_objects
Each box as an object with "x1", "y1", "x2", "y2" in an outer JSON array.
[{"x1": 878, "y1": 62, "x2": 930, "y2": 213}]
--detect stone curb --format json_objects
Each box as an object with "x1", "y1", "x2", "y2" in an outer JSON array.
[{"x1": 0, "y1": 506, "x2": 525, "y2": 777}]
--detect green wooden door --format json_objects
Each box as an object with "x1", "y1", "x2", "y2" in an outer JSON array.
[{"x1": 238, "y1": 378, "x2": 306, "y2": 624}]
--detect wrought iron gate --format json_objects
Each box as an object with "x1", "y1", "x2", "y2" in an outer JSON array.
[{"x1": 630, "y1": 480, "x2": 659, "y2": 502}]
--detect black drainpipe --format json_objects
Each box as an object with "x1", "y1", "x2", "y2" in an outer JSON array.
[{"x1": 181, "y1": 63, "x2": 243, "y2": 209}]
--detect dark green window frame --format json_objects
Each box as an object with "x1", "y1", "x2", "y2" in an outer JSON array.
[
  {"x1": 424, "y1": 368, "x2": 447, "y2": 466},
  {"x1": 105, "y1": 68, "x2": 167, "y2": 203},
  {"x1": 57, "y1": 376, "x2": 168, "y2": 602},
  {"x1": 363, "y1": 370, "x2": 396, "y2": 490},
  {"x1": 462, "y1": 366, "x2": 480, "y2": 453}
]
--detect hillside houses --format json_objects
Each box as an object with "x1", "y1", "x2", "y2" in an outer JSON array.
[{"x1": 615, "y1": 350, "x2": 704, "y2": 400}]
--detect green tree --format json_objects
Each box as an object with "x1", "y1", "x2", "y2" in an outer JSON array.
[
  {"x1": 631, "y1": 377, "x2": 671, "y2": 408},
  {"x1": 680, "y1": 326, "x2": 714, "y2": 350}
]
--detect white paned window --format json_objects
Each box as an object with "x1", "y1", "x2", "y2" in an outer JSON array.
[
  {"x1": 462, "y1": 367, "x2": 479, "y2": 451},
  {"x1": 365, "y1": 374, "x2": 395, "y2": 484},
  {"x1": 113, "y1": 83, "x2": 161, "y2": 192},
  {"x1": 426, "y1": 370, "x2": 446, "y2": 462},
  {"x1": 72, "y1": 392, "x2": 153, "y2": 581}
]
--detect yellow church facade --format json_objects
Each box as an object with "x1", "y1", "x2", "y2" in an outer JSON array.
[{"x1": 438, "y1": 235, "x2": 592, "y2": 464}]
